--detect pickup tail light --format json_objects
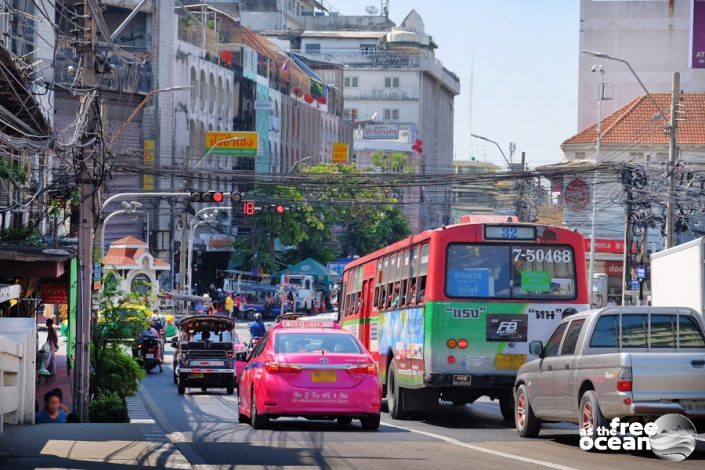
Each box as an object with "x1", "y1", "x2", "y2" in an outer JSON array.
[
  {"x1": 347, "y1": 364, "x2": 377, "y2": 375},
  {"x1": 264, "y1": 362, "x2": 303, "y2": 374},
  {"x1": 617, "y1": 367, "x2": 632, "y2": 392}
]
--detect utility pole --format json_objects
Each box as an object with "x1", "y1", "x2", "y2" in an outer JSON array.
[
  {"x1": 621, "y1": 169, "x2": 633, "y2": 306},
  {"x1": 665, "y1": 72, "x2": 680, "y2": 249},
  {"x1": 74, "y1": 1, "x2": 97, "y2": 423}
]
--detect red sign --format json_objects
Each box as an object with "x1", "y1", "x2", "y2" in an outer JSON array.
[
  {"x1": 584, "y1": 239, "x2": 637, "y2": 254},
  {"x1": 41, "y1": 284, "x2": 69, "y2": 304},
  {"x1": 564, "y1": 179, "x2": 590, "y2": 210},
  {"x1": 604, "y1": 261, "x2": 624, "y2": 277}
]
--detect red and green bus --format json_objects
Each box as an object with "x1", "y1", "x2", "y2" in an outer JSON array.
[{"x1": 338, "y1": 217, "x2": 590, "y2": 420}]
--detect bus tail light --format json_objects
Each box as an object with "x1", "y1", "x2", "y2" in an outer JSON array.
[
  {"x1": 347, "y1": 363, "x2": 377, "y2": 375},
  {"x1": 447, "y1": 339, "x2": 457, "y2": 349},
  {"x1": 458, "y1": 339, "x2": 468, "y2": 349},
  {"x1": 617, "y1": 367, "x2": 632, "y2": 392},
  {"x1": 264, "y1": 362, "x2": 303, "y2": 374},
  {"x1": 448, "y1": 355, "x2": 456, "y2": 364}
]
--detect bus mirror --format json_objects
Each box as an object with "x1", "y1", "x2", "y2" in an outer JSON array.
[{"x1": 529, "y1": 341, "x2": 544, "y2": 357}]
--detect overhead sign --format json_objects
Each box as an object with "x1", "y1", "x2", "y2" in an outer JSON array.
[
  {"x1": 691, "y1": 0, "x2": 705, "y2": 68},
  {"x1": 564, "y1": 178, "x2": 590, "y2": 211},
  {"x1": 332, "y1": 143, "x2": 349, "y2": 164},
  {"x1": 206, "y1": 235, "x2": 236, "y2": 252},
  {"x1": 584, "y1": 239, "x2": 637, "y2": 254},
  {"x1": 255, "y1": 100, "x2": 273, "y2": 111},
  {"x1": 363, "y1": 124, "x2": 399, "y2": 140},
  {"x1": 636, "y1": 265, "x2": 646, "y2": 279},
  {"x1": 41, "y1": 284, "x2": 69, "y2": 304},
  {"x1": 205, "y1": 131, "x2": 259, "y2": 157}
]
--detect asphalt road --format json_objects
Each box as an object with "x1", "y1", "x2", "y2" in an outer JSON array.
[{"x1": 137, "y1": 320, "x2": 705, "y2": 469}]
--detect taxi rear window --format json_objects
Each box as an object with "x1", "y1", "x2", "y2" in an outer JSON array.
[{"x1": 274, "y1": 333, "x2": 363, "y2": 354}]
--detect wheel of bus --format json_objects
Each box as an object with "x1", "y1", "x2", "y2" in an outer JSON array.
[
  {"x1": 360, "y1": 413, "x2": 381, "y2": 431},
  {"x1": 499, "y1": 390, "x2": 515, "y2": 423},
  {"x1": 226, "y1": 375, "x2": 235, "y2": 395},
  {"x1": 515, "y1": 385, "x2": 541, "y2": 438},
  {"x1": 337, "y1": 417, "x2": 353, "y2": 426},
  {"x1": 178, "y1": 378, "x2": 186, "y2": 395},
  {"x1": 387, "y1": 362, "x2": 407, "y2": 420},
  {"x1": 251, "y1": 389, "x2": 269, "y2": 429}
]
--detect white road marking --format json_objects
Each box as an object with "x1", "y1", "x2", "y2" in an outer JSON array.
[{"x1": 382, "y1": 422, "x2": 579, "y2": 470}]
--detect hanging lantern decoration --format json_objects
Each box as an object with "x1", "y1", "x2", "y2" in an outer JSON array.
[
  {"x1": 220, "y1": 50, "x2": 233, "y2": 65},
  {"x1": 317, "y1": 96, "x2": 327, "y2": 105},
  {"x1": 293, "y1": 87, "x2": 303, "y2": 98},
  {"x1": 304, "y1": 93, "x2": 314, "y2": 104}
]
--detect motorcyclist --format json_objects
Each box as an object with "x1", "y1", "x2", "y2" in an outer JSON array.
[
  {"x1": 249, "y1": 313, "x2": 266, "y2": 338},
  {"x1": 139, "y1": 321, "x2": 163, "y2": 372}
]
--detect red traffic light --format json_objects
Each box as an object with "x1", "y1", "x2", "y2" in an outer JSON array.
[
  {"x1": 212, "y1": 192, "x2": 224, "y2": 203},
  {"x1": 275, "y1": 205, "x2": 285, "y2": 214},
  {"x1": 191, "y1": 191, "x2": 226, "y2": 203}
]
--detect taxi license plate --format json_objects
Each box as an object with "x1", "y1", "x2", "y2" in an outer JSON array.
[
  {"x1": 496, "y1": 354, "x2": 526, "y2": 370},
  {"x1": 311, "y1": 371, "x2": 337, "y2": 383},
  {"x1": 145, "y1": 354, "x2": 154, "y2": 359},
  {"x1": 682, "y1": 401, "x2": 705, "y2": 415},
  {"x1": 453, "y1": 375, "x2": 472, "y2": 386},
  {"x1": 189, "y1": 373, "x2": 204, "y2": 379},
  {"x1": 198, "y1": 361, "x2": 223, "y2": 366}
]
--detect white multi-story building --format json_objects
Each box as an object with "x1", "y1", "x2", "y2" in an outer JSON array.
[
  {"x1": 578, "y1": 0, "x2": 705, "y2": 130},
  {"x1": 260, "y1": 9, "x2": 461, "y2": 232}
]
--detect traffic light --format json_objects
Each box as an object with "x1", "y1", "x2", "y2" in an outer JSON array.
[
  {"x1": 235, "y1": 201, "x2": 255, "y2": 215},
  {"x1": 412, "y1": 139, "x2": 423, "y2": 153},
  {"x1": 190, "y1": 191, "x2": 224, "y2": 203},
  {"x1": 230, "y1": 192, "x2": 242, "y2": 203},
  {"x1": 261, "y1": 204, "x2": 298, "y2": 214}
]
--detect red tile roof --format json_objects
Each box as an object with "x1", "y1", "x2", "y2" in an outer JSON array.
[
  {"x1": 563, "y1": 93, "x2": 705, "y2": 146},
  {"x1": 103, "y1": 247, "x2": 169, "y2": 268},
  {"x1": 111, "y1": 236, "x2": 147, "y2": 246}
]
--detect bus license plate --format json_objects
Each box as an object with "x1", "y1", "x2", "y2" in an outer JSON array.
[
  {"x1": 453, "y1": 375, "x2": 472, "y2": 386},
  {"x1": 682, "y1": 401, "x2": 705, "y2": 415},
  {"x1": 496, "y1": 354, "x2": 526, "y2": 370},
  {"x1": 311, "y1": 371, "x2": 337, "y2": 383}
]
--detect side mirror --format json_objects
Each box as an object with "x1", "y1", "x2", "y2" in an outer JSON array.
[
  {"x1": 529, "y1": 341, "x2": 544, "y2": 357},
  {"x1": 235, "y1": 351, "x2": 247, "y2": 362}
]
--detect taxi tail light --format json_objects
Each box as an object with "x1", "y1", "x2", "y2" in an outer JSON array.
[
  {"x1": 617, "y1": 367, "x2": 632, "y2": 392},
  {"x1": 264, "y1": 362, "x2": 303, "y2": 374},
  {"x1": 347, "y1": 363, "x2": 376, "y2": 375}
]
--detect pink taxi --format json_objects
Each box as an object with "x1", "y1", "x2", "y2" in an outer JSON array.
[{"x1": 236, "y1": 320, "x2": 382, "y2": 430}]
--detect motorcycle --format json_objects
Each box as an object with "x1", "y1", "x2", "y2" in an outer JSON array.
[
  {"x1": 134, "y1": 337, "x2": 161, "y2": 373},
  {"x1": 247, "y1": 337, "x2": 261, "y2": 356}
]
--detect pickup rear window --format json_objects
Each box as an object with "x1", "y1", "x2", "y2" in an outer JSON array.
[{"x1": 589, "y1": 314, "x2": 705, "y2": 348}]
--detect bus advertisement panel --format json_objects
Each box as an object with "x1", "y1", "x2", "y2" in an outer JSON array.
[{"x1": 339, "y1": 221, "x2": 589, "y2": 420}]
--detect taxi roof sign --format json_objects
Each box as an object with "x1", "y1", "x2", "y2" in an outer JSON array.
[{"x1": 281, "y1": 320, "x2": 336, "y2": 328}]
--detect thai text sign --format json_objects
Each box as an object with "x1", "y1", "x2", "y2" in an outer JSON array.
[
  {"x1": 205, "y1": 131, "x2": 259, "y2": 156},
  {"x1": 363, "y1": 124, "x2": 399, "y2": 140},
  {"x1": 332, "y1": 143, "x2": 349, "y2": 164}
]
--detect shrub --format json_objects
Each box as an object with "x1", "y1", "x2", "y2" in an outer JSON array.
[
  {"x1": 89, "y1": 391, "x2": 127, "y2": 423},
  {"x1": 91, "y1": 345, "x2": 145, "y2": 398}
]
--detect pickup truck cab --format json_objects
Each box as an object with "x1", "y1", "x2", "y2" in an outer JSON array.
[{"x1": 514, "y1": 307, "x2": 705, "y2": 439}]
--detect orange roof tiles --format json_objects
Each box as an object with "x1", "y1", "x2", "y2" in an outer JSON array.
[
  {"x1": 111, "y1": 236, "x2": 147, "y2": 246},
  {"x1": 563, "y1": 93, "x2": 705, "y2": 146}
]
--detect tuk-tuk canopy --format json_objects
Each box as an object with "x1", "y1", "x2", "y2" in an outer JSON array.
[{"x1": 177, "y1": 315, "x2": 235, "y2": 332}]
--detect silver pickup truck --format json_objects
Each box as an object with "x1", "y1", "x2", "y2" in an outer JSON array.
[{"x1": 514, "y1": 307, "x2": 705, "y2": 439}]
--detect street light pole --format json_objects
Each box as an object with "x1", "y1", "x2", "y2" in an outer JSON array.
[
  {"x1": 587, "y1": 64, "x2": 605, "y2": 304},
  {"x1": 100, "y1": 204, "x2": 143, "y2": 257},
  {"x1": 469, "y1": 134, "x2": 511, "y2": 167},
  {"x1": 193, "y1": 137, "x2": 247, "y2": 169},
  {"x1": 186, "y1": 208, "x2": 232, "y2": 294},
  {"x1": 287, "y1": 156, "x2": 315, "y2": 175}
]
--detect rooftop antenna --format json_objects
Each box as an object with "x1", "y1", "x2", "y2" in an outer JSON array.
[
  {"x1": 509, "y1": 142, "x2": 516, "y2": 165},
  {"x1": 365, "y1": 5, "x2": 379, "y2": 15},
  {"x1": 381, "y1": 0, "x2": 389, "y2": 17},
  {"x1": 468, "y1": 53, "x2": 474, "y2": 160}
]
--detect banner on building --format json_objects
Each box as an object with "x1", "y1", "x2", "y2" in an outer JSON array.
[
  {"x1": 205, "y1": 131, "x2": 259, "y2": 156},
  {"x1": 363, "y1": 124, "x2": 399, "y2": 140},
  {"x1": 692, "y1": 0, "x2": 705, "y2": 68},
  {"x1": 255, "y1": 100, "x2": 274, "y2": 110},
  {"x1": 41, "y1": 284, "x2": 69, "y2": 304},
  {"x1": 332, "y1": 143, "x2": 349, "y2": 164},
  {"x1": 604, "y1": 261, "x2": 624, "y2": 277},
  {"x1": 584, "y1": 239, "x2": 637, "y2": 254},
  {"x1": 143, "y1": 140, "x2": 155, "y2": 190}
]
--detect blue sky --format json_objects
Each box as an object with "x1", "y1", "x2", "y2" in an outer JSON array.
[{"x1": 337, "y1": 1, "x2": 581, "y2": 168}]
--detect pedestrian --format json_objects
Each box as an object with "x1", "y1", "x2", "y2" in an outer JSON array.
[
  {"x1": 44, "y1": 318, "x2": 59, "y2": 376},
  {"x1": 52, "y1": 388, "x2": 69, "y2": 414},
  {"x1": 150, "y1": 312, "x2": 165, "y2": 362},
  {"x1": 208, "y1": 283, "x2": 218, "y2": 303},
  {"x1": 263, "y1": 292, "x2": 274, "y2": 317},
  {"x1": 195, "y1": 301, "x2": 206, "y2": 315},
  {"x1": 234, "y1": 293, "x2": 243, "y2": 320},
  {"x1": 225, "y1": 292, "x2": 234, "y2": 318},
  {"x1": 35, "y1": 390, "x2": 67, "y2": 423},
  {"x1": 216, "y1": 288, "x2": 226, "y2": 312}
]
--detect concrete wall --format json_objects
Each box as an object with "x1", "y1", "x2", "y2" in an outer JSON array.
[
  {"x1": 0, "y1": 318, "x2": 36, "y2": 431},
  {"x1": 578, "y1": 0, "x2": 705, "y2": 130}
]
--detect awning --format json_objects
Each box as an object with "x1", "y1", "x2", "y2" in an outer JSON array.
[{"x1": 0, "y1": 284, "x2": 21, "y2": 303}]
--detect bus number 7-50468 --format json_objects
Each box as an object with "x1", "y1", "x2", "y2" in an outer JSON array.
[{"x1": 512, "y1": 248, "x2": 573, "y2": 263}]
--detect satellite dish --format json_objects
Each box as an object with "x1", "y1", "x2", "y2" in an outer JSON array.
[{"x1": 365, "y1": 5, "x2": 379, "y2": 15}]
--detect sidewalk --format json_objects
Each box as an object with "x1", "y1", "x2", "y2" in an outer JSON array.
[
  {"x1": 0, "y1": 396, "x2": 191, "y2": 470},
  {"x1": 35, "y1": 330, "x2": 73, "y2": 413}
]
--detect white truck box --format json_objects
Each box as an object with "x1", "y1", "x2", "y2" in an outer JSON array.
[{"x1": 650, "y1": 237, "x2": 705, "y2": 313}]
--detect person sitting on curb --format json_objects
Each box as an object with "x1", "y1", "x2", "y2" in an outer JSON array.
[{"x1": 36, "y1": 390, "x2": 67, "y2": 423}]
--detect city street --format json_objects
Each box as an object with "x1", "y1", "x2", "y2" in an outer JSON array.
[{"x1": 132, "y1": 321, "x2": 705, "y2": 469}]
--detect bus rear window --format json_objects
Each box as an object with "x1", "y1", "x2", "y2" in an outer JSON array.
[{"x1": 445, "y1": 244, "x2": 577, "y2": 300}]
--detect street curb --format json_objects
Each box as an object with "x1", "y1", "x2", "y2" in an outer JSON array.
[{"x1": 126, "y1": 395, "x2": 155, "y2": 424}]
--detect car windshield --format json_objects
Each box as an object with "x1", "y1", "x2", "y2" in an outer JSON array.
[
  {"x1": 445, "y1": 243, "x2": 577, "y2": 300},
  {"x1": 274, "y1": 332, "x2": 363, "y2": 354}
]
